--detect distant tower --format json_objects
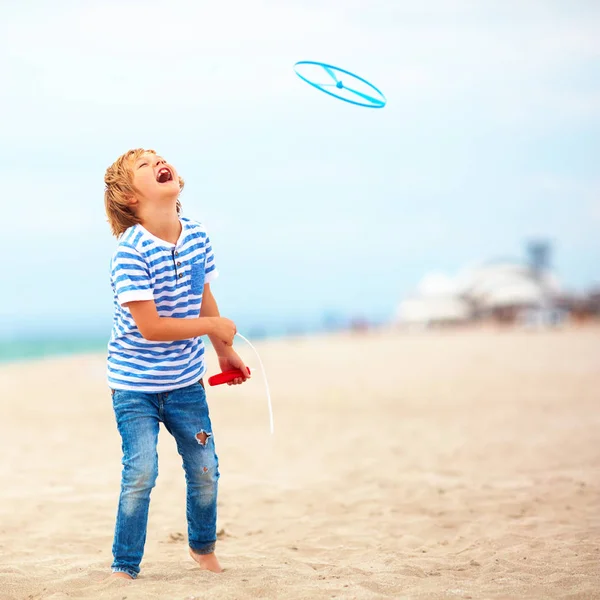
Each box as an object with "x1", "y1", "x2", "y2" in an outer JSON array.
[
  {"x1": 527, "y1": 240, "x2": 554, "y2": 312},
  {"x1": 527, "y1": 240, "x2": 551, "y2": 279}
]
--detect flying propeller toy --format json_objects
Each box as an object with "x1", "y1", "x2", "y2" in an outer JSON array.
[{"x1": 294, "y1": 61, "x2": 386, "y2": 108}]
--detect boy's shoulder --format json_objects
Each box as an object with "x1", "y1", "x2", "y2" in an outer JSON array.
[
  {"x1": 181, "y1": 216, "x2": 208, "y2": 233},
  {"x1": 114, "y1": 224, "x2": 144, "y2": 253},
  {"x1": 181, "y1": 217, "x2": 213, "y2": 242},
  {"x1": 110, "y1": 225, "x2": 145, "y2": 267}
]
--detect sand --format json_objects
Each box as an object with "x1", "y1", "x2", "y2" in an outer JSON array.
[{"x1": 0, "y1": 326, "x2": 599, "y2": 600}]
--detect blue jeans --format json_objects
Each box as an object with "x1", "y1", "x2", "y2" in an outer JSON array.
[{"x1": 110, "y1": 381, "x2": 219, "y2": 578}]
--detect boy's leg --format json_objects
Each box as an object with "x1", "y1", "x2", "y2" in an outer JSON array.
[
  {"x1": 111, "y1": 389, "x2": 160, "y2": 579},
  {"x1": 162, "y1": 382, "x2": 219, "y2": 558}
]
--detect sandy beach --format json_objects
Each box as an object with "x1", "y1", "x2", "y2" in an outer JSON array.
[{"x1": 0, "y1": 326, "x2": 599, "y2": 600}]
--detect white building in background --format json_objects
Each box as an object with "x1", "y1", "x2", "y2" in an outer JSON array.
[
  {"x1": 397, "y1": 295, "x2": 471, "y2": 326},
  {"x1": 396, "y1": 272, "x2": 471, "y2": 326},
  {"x1": 396, "y1": 261, "x2": 565, "y2": 327}
]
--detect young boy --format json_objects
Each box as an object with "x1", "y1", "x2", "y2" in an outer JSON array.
[{"x1": 103, "y1": 148, "x2": 249, "y2": 579}]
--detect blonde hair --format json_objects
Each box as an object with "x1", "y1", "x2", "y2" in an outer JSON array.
[{"x1": 104, "y1": 148, "x2": 185, "y2": 237}]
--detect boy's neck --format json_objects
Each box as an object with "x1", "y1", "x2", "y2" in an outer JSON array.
[{"x1": 139, "y1": 208, "x2": 182, "y2": 245}]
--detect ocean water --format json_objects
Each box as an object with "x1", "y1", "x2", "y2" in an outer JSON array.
[
  {"x1": 0, "y1": 310, "x2": 387, "y2": 365},
  {"x1": 0, "y1": 337, "x2": 109, "y2": 364},
  {"x1": 0, "y1": 330, "x2": 293, "y2": 365},
  {"x1": 0, "y1": 323, "x2": 335, "y2": 365}
]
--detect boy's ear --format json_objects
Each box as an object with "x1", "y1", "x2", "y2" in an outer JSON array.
[{"x1": 127, "y1": 195, "x2": 139, "y2": 208}]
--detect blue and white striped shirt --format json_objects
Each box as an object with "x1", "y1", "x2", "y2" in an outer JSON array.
[{"x1": 107, "y1": 217, "x2": 218, "y2": 392}]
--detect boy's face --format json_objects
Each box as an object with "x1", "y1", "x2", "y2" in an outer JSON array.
[{"x1": 130, "y1": 152, "x2": 180, "y2": 206}]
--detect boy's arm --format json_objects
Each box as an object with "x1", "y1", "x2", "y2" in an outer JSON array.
[
  {"x1": 126, "y1": 300, "x2": 236, "y2": 345},
  {"x1": 200, "y1": 283, "x2": 232, "y2": 356}
]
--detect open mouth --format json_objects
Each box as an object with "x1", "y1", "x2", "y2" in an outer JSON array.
[{"x1": 156, "y1": 167, "x2": 173, "y2": 183}]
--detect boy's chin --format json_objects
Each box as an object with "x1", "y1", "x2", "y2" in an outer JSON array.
[{"x1": 155, "y1": 185, "x2": 180, "y2": 200}]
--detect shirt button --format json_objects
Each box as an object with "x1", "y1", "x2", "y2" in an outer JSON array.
[
  {"x1": 177, "y1": 262, "x2": 181, "y2": 266},
  {"x1": 175, "y1": 251, "x2": 179, "y2": 256},
  {"x1": 178, "y1": 273, "x2": 183, "y2": 278}
]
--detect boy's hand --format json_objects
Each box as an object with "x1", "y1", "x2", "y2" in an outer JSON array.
[
  {"x1": 218, "y1": 350, "x2": 250, "y2": 385},
  {"x1": 209, "y1": 317, "x2": 237, "y2": 346}
]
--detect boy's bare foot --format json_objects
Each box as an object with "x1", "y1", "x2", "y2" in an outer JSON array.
[
  {"x1": 109, "y1": 572, "x2": 134, "y2": 580},
  {"x1": 189, "y1": 549, "x2": 223, "y2": 573}
]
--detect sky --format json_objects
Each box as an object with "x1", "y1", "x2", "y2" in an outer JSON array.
[{"x1": 1, "y1": 0, "x2": 599, "y2": 338}]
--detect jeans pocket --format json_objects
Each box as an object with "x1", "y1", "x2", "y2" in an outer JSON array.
[
  {"x1": 112, "y1": 389, "x2": 127, "y2": 406},
  {"x1": 190, "y1": 260, "x2": 206, "y2": 295}
]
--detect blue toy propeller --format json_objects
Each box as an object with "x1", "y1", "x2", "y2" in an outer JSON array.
[{"x1": 294, "y1": 61, "x2": 386, "y2": 109}]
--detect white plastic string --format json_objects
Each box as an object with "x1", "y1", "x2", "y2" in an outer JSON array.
[{"x1": 235, "y1": 332, "x2": 274, "y2": 434}]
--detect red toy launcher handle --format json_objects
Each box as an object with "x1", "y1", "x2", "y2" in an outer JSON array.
[{"x1": 207, "y1": 367, "x2": 251, "y2": 386}]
